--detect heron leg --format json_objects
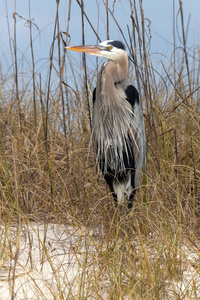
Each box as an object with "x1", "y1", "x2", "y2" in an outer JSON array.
[
  {"x1": 104, "y1": 170, "x2": 137, "y2": 211},
  {"x1": 127, "y1": 189, "x2": 136, "y2": 210},
  {"x1": 127, "y1": 171, "x2": 137, "y2": 209},
  {"x1": 104, "y1": 173, "x2": 118, "y2": 204}
]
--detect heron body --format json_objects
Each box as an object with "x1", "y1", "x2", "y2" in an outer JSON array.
[{"x1": 66, "y1": 40, "x2": 146, "y2": 211}]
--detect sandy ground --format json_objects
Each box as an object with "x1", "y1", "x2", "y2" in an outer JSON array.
[
  {"x1": 0, "y1": 223, "x2": 200, "y2": 299},
  {"x1": 0, "y1": 223, "x2": 98, "y2": 299}
]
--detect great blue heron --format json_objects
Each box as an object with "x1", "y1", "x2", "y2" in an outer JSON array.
[{"x1": 66, "y1": 40, "x2": 146, "y2": 212}]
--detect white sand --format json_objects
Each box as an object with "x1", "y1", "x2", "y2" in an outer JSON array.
[
  {"x1": 0, "y1": 223, "x2": 97, "y2": 299},
  {"x1": 0, "y1": 223, "x2": 200, "y2": 299}
]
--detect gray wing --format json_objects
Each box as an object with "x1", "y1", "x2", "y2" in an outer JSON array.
[{"x1": 125, "y1": 85, "x2": 146, "y2": 187}]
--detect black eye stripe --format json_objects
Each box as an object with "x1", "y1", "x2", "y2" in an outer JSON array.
[{"x1": 107, "y1": 41, "x2": 125, "y2": 50}]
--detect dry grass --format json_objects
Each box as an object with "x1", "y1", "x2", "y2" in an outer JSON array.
[{"x1": 0, "y1": 0, "x2": 200, "y2": 298}]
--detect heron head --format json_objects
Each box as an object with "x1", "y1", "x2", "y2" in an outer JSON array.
[{"x1": 66, "y1": 40, "x2": 127, "y2": 62}]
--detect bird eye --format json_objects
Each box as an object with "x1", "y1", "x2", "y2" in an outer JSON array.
[{"x1": 107, "y1": 45, "x2": 113, "y2": 51}]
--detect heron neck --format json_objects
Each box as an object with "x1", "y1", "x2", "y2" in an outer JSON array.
[
  {"x1": 105, "y1": 55, "x2": 128, "y2": 84},
  {"x1": 100, "y1": 55, "x2": 128, "y2": 106}
]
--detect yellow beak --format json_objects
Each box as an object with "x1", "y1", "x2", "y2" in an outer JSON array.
[{"x1": 65, "y1": 45, "x2": 101, "y2": 55}]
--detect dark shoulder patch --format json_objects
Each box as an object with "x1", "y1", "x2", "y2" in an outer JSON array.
[
  {"x1": 107, "y1": 40, "x2": 125, "y2": 50},
  {"x1": 125, "y1": 85, "x2": 139, "y2": 107},
  {"x1": 93, "y1": 87, "x2": 96, "y2": 104}
]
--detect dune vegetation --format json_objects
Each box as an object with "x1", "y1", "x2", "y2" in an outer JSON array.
[{"x1": 0, "y1": 0, "x2": 199, "y2": 299}]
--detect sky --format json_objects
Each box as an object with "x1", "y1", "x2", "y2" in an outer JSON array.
[{"x1": 0, "y1": 0, "x2": 200, "y2": 75}]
